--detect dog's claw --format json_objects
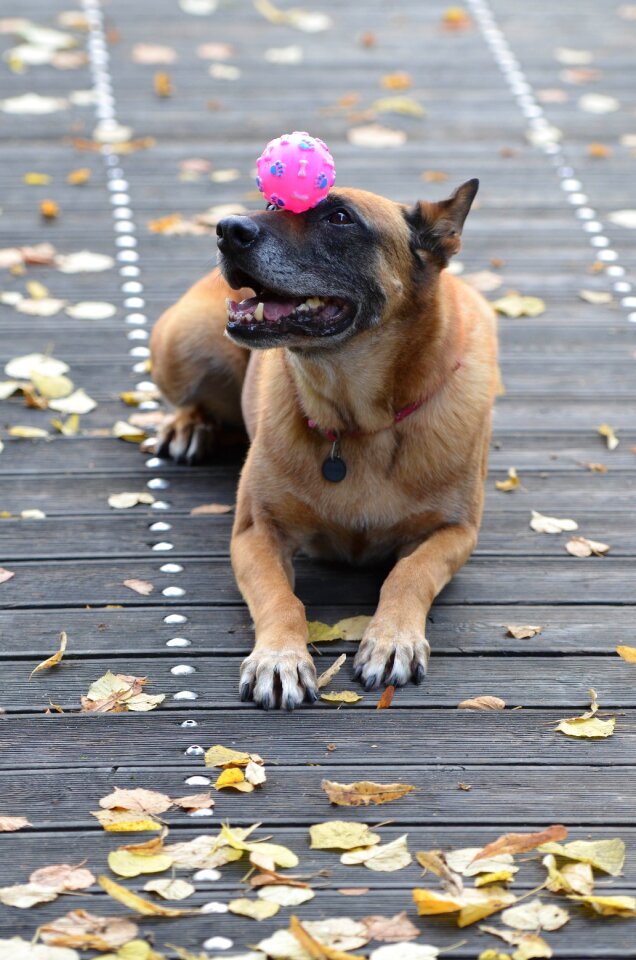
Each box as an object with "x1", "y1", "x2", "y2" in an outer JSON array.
[
  {"x1": 239, "y1": 648, "x2": 318, "y2": 710},
  {"x1": 154, "y1": 409, "x2": 217, "y2": 465},
  {"x1": 413, "y1": 662, "x2": 427, "y2": 685},
  {"x1": 239, "y1": 681, "x2": 252, "y2": 702},
  {"x1": 354, "y1": 627, "x2": 430, "y2": 691}
]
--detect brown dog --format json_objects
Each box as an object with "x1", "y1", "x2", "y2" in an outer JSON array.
[{"x1": 150, "y1": 181, "x2": 498, "y2": 709}]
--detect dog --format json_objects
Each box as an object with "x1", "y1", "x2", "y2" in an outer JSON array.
[{"x1": 150, "y1": 180, "x2": 498, "y2": 709}]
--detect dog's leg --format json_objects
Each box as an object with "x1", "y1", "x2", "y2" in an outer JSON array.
[
  {"x1": 231, "y1": 511, "x2": 318, "y2": 711},
  {"x1": 353, "y1": 523, "x2": 478, "y2": 689}
]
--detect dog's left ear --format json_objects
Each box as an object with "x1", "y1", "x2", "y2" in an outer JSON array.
[{"x1": 406, "y1": 178, "x2": 479, "y2": 266}]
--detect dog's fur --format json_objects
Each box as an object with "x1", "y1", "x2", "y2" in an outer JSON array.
[{"x1": 150, "y1": 183, "x2": 498, "y2": 709}]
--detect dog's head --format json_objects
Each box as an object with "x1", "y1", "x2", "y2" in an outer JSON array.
[{"x1": 218, "y1": 180, "x2": 478, "y2": 350}]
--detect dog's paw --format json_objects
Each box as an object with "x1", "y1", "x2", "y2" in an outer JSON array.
[
  {"x1": 155, "y1": 407, "x2": 217, "y2": 465},
  {"x1": 239, "y1": 648, "x2": 319, "y2": 711},
  {"x1": 353, "y1": 625, "x2": 430, "y2": 690}
]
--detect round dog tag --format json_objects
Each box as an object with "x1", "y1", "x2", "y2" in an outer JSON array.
[{"x1": 322, "y1": 454, "x2": 347, "y2": 483}]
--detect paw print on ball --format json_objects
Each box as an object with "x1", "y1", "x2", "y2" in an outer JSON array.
[
  {"x1": 255, "y1": 175, "x2": 264, "y2": 193},
  {"x1": 269, "y1": 160, "x2": 285, "y2": 177},
  {"x1": 270, "y1": 194, "x2": 285, "y2": 208},
  {"x1": 315, "y1": 172, "x2": 328, "y2": 190}
]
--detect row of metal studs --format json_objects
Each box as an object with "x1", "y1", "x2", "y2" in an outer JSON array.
[
  {"x1": 466, "y1": 0, "x2": 635, "y2": 317},
  {"x1": 81, "y1": 0, "x2": 230, "y2": 944}
]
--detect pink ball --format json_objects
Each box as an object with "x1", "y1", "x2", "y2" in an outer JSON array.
[{"x1": 255, "y1": 131, "x2": 336, "y2": 214}]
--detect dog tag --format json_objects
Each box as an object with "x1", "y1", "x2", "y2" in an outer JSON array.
[{"x1": 322, "y1": 439, "x2": 347, "y2": 482}]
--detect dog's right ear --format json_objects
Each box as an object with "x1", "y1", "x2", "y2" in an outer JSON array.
[{"x1": 405, "y1": 178, "x2": 479, "y2": 267}]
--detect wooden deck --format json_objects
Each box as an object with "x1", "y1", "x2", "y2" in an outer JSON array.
[{"x1": 1, "y1": 0, "x2": 636, "y2": 955}]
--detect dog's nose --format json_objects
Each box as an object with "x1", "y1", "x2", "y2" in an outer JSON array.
[{"x1": 216, "y1": 215, "x2": 260, "y2": 253}]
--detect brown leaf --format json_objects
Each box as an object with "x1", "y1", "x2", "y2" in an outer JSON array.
[
  {"x1": 29, "y1": 863, "x2": 95, "y2": 891},
  {"x1": 457, "y1": 696, "x2": 505, "y2": 710},
  {"x1": 154, "y1": 71, "x2": 174, "y2": 97},
  {"x1": 29, "y1": 631, "x2": 68, "y2": 679},
  {"x1": 289, "y1": 914, "x2": 363, "y2": 960},
  {"x1": 40, "y1": 199, "x2": 59, "y2": 219},
  {"x1": 190, "y1": 502, "x2": 233, "y2": 515},
  {"x1": 506, "y1": 625, "x2": 542, "y2": 640},
  {"x1": 376, "y1": 685, "x2": 395, "y2": 709},
  {"x1": 317, "y1": 654, "x2": 346, "y2": 689},
  {"x1": 565, "y1": 535, "x2": 610, "y2": 557},
  {"x1": 39, "y1": 908, "x2": 138, "y2": 949},
  {"x1": 338, "y1": 887, "x2": 370, "y2": 895},
  {"x1": 0, "y1": 816, "x2": 31, "y2": 832},
  {"x1": 0, "y1": 567, "x2": 15, "y2": 584},
  {"x1": 472, "y1": 825, "x2": 568, "y2": 861},
  {"x1": 381, "y1": 71, "x2": 411, "y2": 90},
  {"x1": 321, "y1": 779, "x2": 415, "y2": 807},
  {"x1": 171, "y1": 792, "x2": 214, "y2": 811},
  {"x1": 99, "y1": 787, "x2": 172, "y2": 815},
  {"x1": 123, "y1": 578, "x2": 154, "y2": 595},
  {"x1": 362, "y1": 911, "x2": 419, "y2": 942}
]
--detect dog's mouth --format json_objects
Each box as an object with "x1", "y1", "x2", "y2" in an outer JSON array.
[{"x1": 225, "y1": 290, "x2": 356, "y2": 341}]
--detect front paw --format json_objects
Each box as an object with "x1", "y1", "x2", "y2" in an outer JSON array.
[
  {"x1": 239, "y1": 648, "x2": 319, "y2": 711},
  {"x1": 155, "y1": 408, "x2": 217, "y2": 464},
  {"x1": 353, "y1": 624, "x2": 430, "y2": 691}
]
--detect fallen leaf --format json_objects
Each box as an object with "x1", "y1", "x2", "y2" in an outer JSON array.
[
  {"x1": 223, "y1": 824, "x2": 299, "y2": 868},
  {"x1": 254, "y1": 0, "x2": 332, "y2": 32},
  {"x1": 65, "y1": 301, "x2": 117, "y2": 320},
  {"x1": 9, "y1": 426, "x2": 50, "y2": 439},
  {"x1": 112, "y1": 421, "x2": 147, "y2": 442},
  {"x1": 0, "y1": 93, "x2": 68, "y2": 114},
  {"x1": 29, "y1": 371, "x2": 74, "y2": 400},
  {"x1": 245, "y1": 759, "x2": 267, "y2": 786},
  {"x1": 320, "y1": 691, "x2": 363, "y2": 703},
  {"x1": 413, "y1": 886, "x2": 515, "y2": 926},
  {"x1": 373, "y1": 96, "x2": 425, "y2": 118},
  {"x1": 48, "y1": 389, "x2": 96, "y2": 414},
  {"x1": 55, "y1": 251, "x2": 114, "y2": 273},
  {"x1": 542, "y1": 854, "x2": 594, "y2": 896},
  {"x1": 308, "y1": 615, "x2": 371, "y2": 643},
  {"x1": 16, "y1": 298, "x2": 66, "y2": 317},
  {"x1": 5, "y1": 353, "x2": 69, "y2": 380},
  {"x1": 0, "y1": 882, "x2": 60, "y2": 908},
  {"x1": 108, "y1": 849, "x2": 172, "y2": 878},
  {"x1": 123, "y1": 579, "x2": 154, "y2": 595},
  {"x1": 91, "y1": 809, "x2": 163, "y2": 832},
  {"x1": 458, "y1": 696, "x2": 505, "y2": 710},
  {"x1": 67, "y1": 168, "x2": 91, "y2": 185},
  {"x1": 215, "y1": 767, "x2": 253, "y2": 792},
  {"x1": 578, "y1": 289, "x2": 613, "y2": 304},
  {"x1": 196, "y1": 42, "x2": 234, "y2": 59},
  {"x1": 501, "y1": 899, "x2": 569, "y2": 932},
  {"x1": 317, "y1": 654, "x2": 346, "y2": 688},
  {"x1": 341, "y1": 834, "x2": 412, "y2": 872},
  {"x1": 554, "y1": 46, "x2": 593, "y2": 65},
  {"x1": 132, "y1": 43, "x2": 177, "y2": 64},
  {"x1": 29, "y1": 631, "x2": 67, "y2": 679},
  {"x1": 446, "y1": 848, "x2": 517, "y2": 878},
  {"x1": 565, "y1": 536, "x2": 610, "y2": 557},
  {"x1": 617, "y1": 645, "x2": 636, "y2": 663},
  {"x1": 100, "y1": 787, "x2": 172, "y2": 815},
  {"x1": 40, "y1": 199, "x2": 59, "y2": 219},
  {"x1": 108, "y1": 492, "x2": 155, "y2": 510},
  {"x1": 172, "y1": 792, "x2": 214, "y2": 811},
  {"x1": 229, "y1": 897, "x2": 280, "y2": 920},
  {"x1": 362, "y1": 912, "x2": 419, "y2": 942},
  {"x1": 99, "y1": 875, "x2": 188, "y2": 917},
  {"x1": 258, "y1": 885, "x2": 315, "y2": 906},
  {"x1": 143, "y1": 878, "x2": 194, "y2": 901},
  {"x1": 579, "y1": 93, "x2": 619, "y2": 113},
  {"x1": 81, "y1": 671, "x2": 164, "y2": 714},
  {"x1": 347, "y1": 124, "x2": 406, "y2": 148},
  {"x1": 289, "y1": 915, "x2": 365, "y2": 959},
  {"x1": 154, "y1": 71, "x2": 173, "y2": 97},
  {"x1": 190, "y1": 502, "x2": 233, "y2": 515},
  {"x1": 570, "y1": 893, "x2": 636, "y2": 916},
  {"x1": 381, "y1": 71, "x2": 411, "y2": 90},
  {"x1": 598, "y1": 423, "x2": 619, "y2": 449},
  {"x1": 472, "y1": 825, "x2": 568, "y2": 861},
  {"x1": 479, "y1": 925, "x2": 552, "y2": 960},
  {"x1": 537, "y1": 837, "x2": 625, "y2": 876},
  {"x1": 0, "y1": 567, "x2": 16, "y2": 583},
  {"x1": 587, "y1": 142, "x2": 612, "y2": 158},
  {"x1": 506, "y1": 625, "x2": 542, "y2": 640},
  {"x1": 491, "y1": 295, "x2": 545, "y2": 318},
  {"x1": 204, "y1": 744, "x2": 253, "y2": 767},
  {"x1": 265, "y1": 45, "x2": 304, "y2": 64},
  {"x1": 0, "y1": 940, "x2": 79, "y2": 959},
  {"x1": 163, "y1": 834, "x2": 244, "y2": 870},
  {"x1": 39, "y1": 909, "x2": 138, "y2": 949},
  {"x1": 0, "y1": 816, "x2": 31, "y2": 832},
  {"x1": 29, "y1": 863, "x2": 94, "y2": 891},
  {"x1": 309, "y1": 820, "x2": 380, "y2": 851},
  {"x1": 422, "y1": 169, "x2": 449, "y2": 182},
  {"x1": 464, "y1": 270, "x2": 503, "y2": 293},
  {"x1": 24, "y1": 172, "x2": 52, "y2": 185},
  {"x1": 555, "y1": 688, "x2": 615, "y2": 739},
  {"x1": 50, "y1": 414, "x2": 79, "y2": 436},
  {"x1": 530, "y1": 510, "x2": 578, "y2": 534},
  {"x1": 321, "y1": 779, "x2": 415, "y2": 806},
  {"x1": 495, "y1": 468, "x2": 519, "y2": 492}
]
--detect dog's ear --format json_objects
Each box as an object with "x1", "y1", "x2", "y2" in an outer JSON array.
[{"x1": 406, "y1": 178, "x2": 479, "y2": 266}]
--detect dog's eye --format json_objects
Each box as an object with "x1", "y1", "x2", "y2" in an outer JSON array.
[
  {"x1": 265, "y1": 202, "x2": 278, "y2": 212},
  {"x1": 326, "y1": 208, "x2": 353, "y2": 225}
]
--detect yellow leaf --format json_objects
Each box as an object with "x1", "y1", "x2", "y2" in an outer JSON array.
[
  {"x1": 542, "y1": 854, "x2": 594, "y2": 896},
  {"x1": 321, "y1": 779, "x2": 416, "y2": 806},
  {"x1": 221, "y1": 824, "x2": 299, "y2": 867},
  {"x1": 143, "y1": 878, "x2": 194, "y2": 900},
  {"x1": 308, "y1": 615, "x2": 371, "y2": 643},
  {"x1": 51, "y1": 414, "x2": 80, "y2": 436},
  {"x1": 495, "y1": 468, "x2": 519, "y2": 492},
  {"x1": 112, "y1": 421, "x2": 147, "y2": 442},
  {"x1": 26, "y1": 280, "x2": 49, "y2": 300},
  {"x1": 570, "y1": 893, "x2": 636, "y2": 916},
  {"x1": 491, "y1": 295, "x2": 545, "y2": 318},
  {"x1": 289, "y1": 915, "x2": 362, "y2": 960},
  {"x1": 479, "y1": 925, "x2": 553, "y2": 960},
  {"x1": 341, "y1": 834, "x2": 412, "y2": 872},
  {"x1": 320, "y1": 691, "x2": 363, "y2": 703},
  {"x1": 412, "y1": 888, "x2": 463, "y2": 916},
  {"x1": 475, "y1": 870, "x2": 515, "y2": 886},
  {"x1": 9, "y1": 425, "x2": 49, "y2": 438},
  {"x1": 372, "y1": 96, "x2": 425, "y2": 118},
  {"x1": 107, "y1": 850, "x2": 172, "y2": 878},
  {"x1": 617, "y1": 644, "x2": 636, "y2": 663},
  {"x1": 214, "y1": 767, "x2": 253, "y2": 791},
  {"x1": 598, "y1": 423, "x2": 619, "y2": 450},
  {"x1": 458, "y1": 696, "x2": 505, "y2": 710},
  {"x1": 309, "y1": 820, "x2": 380, "y2": 851},
  {"x1": 555, "y1": 715, "x2": 615, "y2": 738},
  {"x1": 40, "y1": 199, "x2": 59, "y2": 219},
  {"x1": 108, "y1": 492, "x2": 155, "y2": 509},
  {"x1": 31, "y1": 371, "x2": 74, "y2": 399},
  {"x1": 98, "y1": 875, "x2": 190, "y2": 917},
  {"x1": 228, "y1": 897, "x2": 280, "y2": 920},
  {"x1": 538, "y1": 837, "x2": 625, "y2": 876},
  {"x1": 67, "y1": 168, "x2": 91, "y2": 185},
  {"x1": 257, "y1": 885, "x2": 315, "y2": 906},
  {"x1": 24, "y1": 172, "x2": 52, "y2": 185},
  {"x1": 92, "y1": 810, "x2": 163, "y2": 832},
  {"x1": 530, "y1": 510, "x2": 578, "y2": 534},
  {"x1": 29, "y1": 631, "x2": 68, "y2": 678},
  {"x1": 204, "y1": 744, "x2": 252, "y2": 767}
]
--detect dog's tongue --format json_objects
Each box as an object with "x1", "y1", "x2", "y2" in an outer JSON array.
[{"x1": 231, "y1": 294, "x2": 302, "y2": 323}]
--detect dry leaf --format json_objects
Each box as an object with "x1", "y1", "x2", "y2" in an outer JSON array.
[
  {"x1": 245, "y1": 760, "x2": 267, "y2": 786},
  {"x1": 164, "y1": 834, "x2": 244, "y2": 870},
  {"x1": 29, "y1": 863, "x2": 94, "y2": 891},
  {"x1": 598, "y1": 423, "x2": 619, "y2": 450},
  {"x1": 565, "y1": 536, "x2": 610, "y2": 557},
  {"x1": 495, "y1": 468, "x2": 519, "y2": 492},
  {"x1": 67, "y1": 168, "x2": 91, "y2": 185},
  {"x1": 381, "y1": 71, "x2": 411, "y2": 90},
  {"x1": 14, "y1": 299, "x2": 64, "y2": 318},
  {"x1": 0, "y1": 882, "x2": 60, "y2": 908},
  {"x1": 464, "y1": 270, "x2": 503, "y2": 293},
  {"x1": 0, "y1": 939, "x2": 79, "y2": 960},
  {"x1": 9, "y1": 426, "x2": 49, "y2": 439},
  {"x1": 49, "y1": 389, "x2": 96, "y2": 414},
  {"x1": 144, "y1": 878, "x2": 194, "y2": 900},
  {"x1": 108, "y1": 492, "x2": 155, "y2": 509},
  {"x1": 39, "y1": 909, "x2": 138, "y2": 949},
  {"x1": 258, "y1": 885, "x2": 315, "y2": 906},
  {"x1": 446, "y1": 848, "x2": 517, "y2": 878},
  {"x1": 321, "y1": 780, "x2": 415, "y2": 806},
  {"x1": 0, "y1": 567, "x2": 16, "y2": 584},
  {"x1": 222, "y1": 824, "x2": 299, "y2": 868},
  {"x1": 537, "y1": 837, "x2": 625, "y2": 876},
  {"x1": 320, "y1": 690, "x2": 363, "y2": 704},
  {"x1": 317, "y1": 654, "x2": 346, "y2": 688},
  {"x1": 530, "y1": 510, "x2": 578, "y2": 534},
  {"x1": 40, "y1": 199, "x2": 59, "y2": 219},
  {"x1": 308, "y1": 615, "x2": 371, "y2": 643},
  {"x1": 265, "y1": 45, "x2": 304, "y2": 64},
  {"x1": 341, "y1": 834, "x2": 412, "y2": 872},
  {"x1": 506, "y1": 625, "x2": 542, "y2": 640},
  {"x1": 579, "y1": 289, "x2": 612, "y2": 304},
  {"x1": 579, "y1": 93, "x2": 619, "y2": 113},
  {"x1": 616, "y1": 645, "x2": 636, "y2": 663},
  {"x1": 542, "y1": 854, "x2": 594, "y2": 896},
  {"x1": 190, "y1": 502, "x2": 233, "y2": 515},
  {"x1": 472, "y1": 825, "x2": 567, "y2": 862},
  {"x1": 309, "y1": 820, "x2": 380, "y2": 851},
  {"x1": 65, "y1": 301, "x2": 116, "y2": 320},
  {"x1": 172, "y1": 793, "x2": 214, "y2": 811},
  {"x1": 254, "y1": 0, "x2": 332, "y2": 32},
  {"x1": 347, "y1": 124, "x2": 406, "y2": 148},
  {"x1": 458, "y1": 696, "x2": 505, "y2": 710},
  {"x1": 204, "y1": 744, "x2": 253, "y2": 767},
  {"x1": 1, "y1": 93, "x2": 68, "y2": 114},
  {"x1": 123, "y1": 579, "x2": 154, "y2": 595},
  {"x1": 108, "y1": 849, "x2": 172, "y2": 878},
  {"x1": 91, "y1": 809, "x2": 163, "y2": 832},
  {"x1": 29, "y1": 631, "x2": 67, "y2": 679},
  {"x1": 228, "y1": 897, "x2": 280, "y2": 920},
  {"x1": 50, "y1": 414, "x2": 79, "y2": 436},
  {"x1": 24, "y1": 172, "x2": 52, "y2": 185},
  {"x1": 412, "y1": 886, "x2": 515, "y2": 927},
  {"x1": 81, "y1": 672, "x2": 164, "y2": 714},
  {"x1": 555, "y1": 688, "x2": 615, "y2": 739},
  {"x1": 132, "y1": 43, "x2": 177, "y2": 63},
  {"x1": 154, "y1": 71, "x2": 173, "y2": 97},
  {"x1": 479, "y1": 925, "x2": 552, "y2": 960},
  {"x1": 215, "y1": 767, "x2": 253, "y2": 791},
  {"x1": 491, "y1": 295, "x2": 545, "y2": 318},
  {"x1": 500, "y1": 900, "x2": 569, "y2": 933},
  {"x1": 0, "y1": 816, "x2": 31, "y2": 832},
  {"x1": 362, "y1": 912, "x2": 419, "y2": 942},
  {"x1": 442, "y1": 7, "x2": 472, "y2": 30},
  {"x1": 608, "y1": 209, "x2": 636, "y2": 230},
  {"x1": 570, "y1": 893, "x2": 636, "y2": 916},
  {"x1": 98, "y1": 875, "x2": 188, "y2": 917},
  {"x1": 55, "y1": 251, "x2": 114, "y2": 273},
  {"x1": 100, "y1": 787, "x2": 172, "y2": 815},
  {"x1": 289, "y1": 915, "x2": 363, "y2": 960},
  {"x1": 372, "y1": 96, "x2": 425, "y2": 118},
  {"x1": 5, "y1": 353, "x2": 69, "y2": 379}
]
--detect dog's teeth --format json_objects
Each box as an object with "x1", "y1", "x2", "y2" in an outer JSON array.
[
  {"x1": 306, "y1": 297, "x2": 324, "y2": 308},
  {"x1": 297, "y1": 303, "x2": 309, "y2": 312},
  {"x1": 225, "y1": 298, "x2": 232, "y2": 310},
  {"x1": 254, "y1": 302, "x2": 264, "y2": 321}
]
